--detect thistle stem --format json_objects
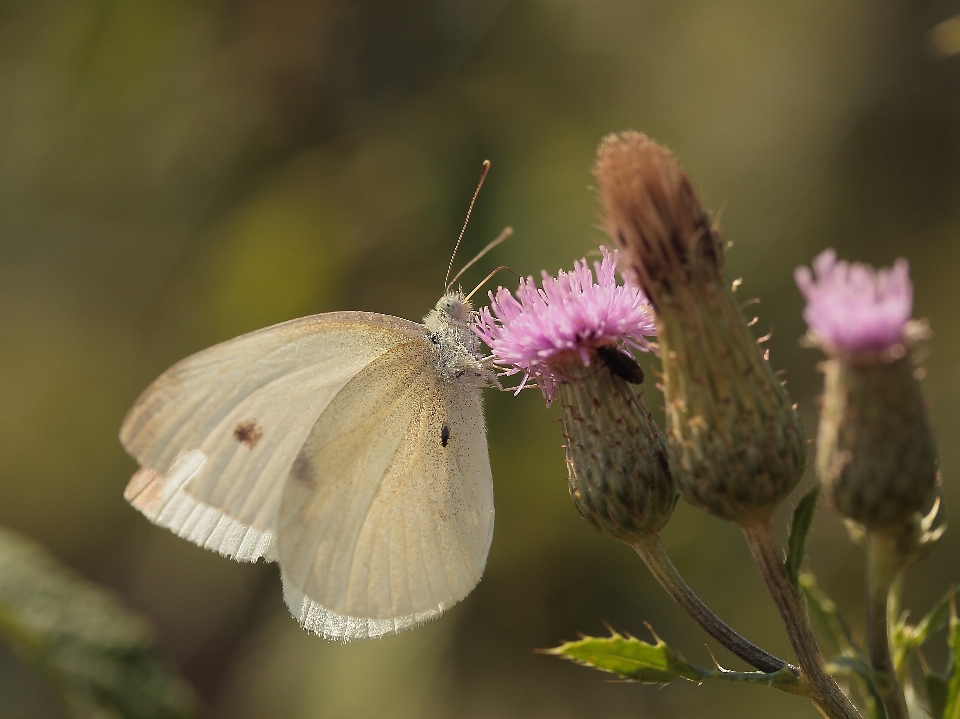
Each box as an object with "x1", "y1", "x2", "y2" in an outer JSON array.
[
  {"x1": 633, "y1": 534, "x2": 798, "y2": 677},
  {"x1": 742, "y1": 519, "x2": 862, "y2": 719},
  {"x1": 865, "y1": 531, "x2": 909, "y2": 719}
]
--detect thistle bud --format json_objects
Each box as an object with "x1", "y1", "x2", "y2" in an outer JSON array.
[
  {"x1": 796, "y1": 250, "x2": 938, "y2": 530},
  {"x1": 593, "y1": 132, "x2": 806, "y2": 527},
  {"x1": 556, "y1": 356, "x2": 678, "y2": 540},
  {"x1": 474, "y1": 248, "x2": 677, "y2": 541}
]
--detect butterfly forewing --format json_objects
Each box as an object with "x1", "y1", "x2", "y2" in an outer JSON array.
[
  {"x1": 277, "y1": 340, "x2": 494, "y2": 625},
  {"x1": 120, "y1": 312, "x2": 425, "y2": 560}
]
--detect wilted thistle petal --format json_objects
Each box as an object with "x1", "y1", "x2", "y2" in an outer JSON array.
[
  {"x1": 797, "y1": 250, "x2": 938, "y2": 530},
  {"x1": 474, "y1": 249, "x2": 677, "y2": 541},
  {"x1": 593, "y1": 131, "x2": 806, "y2": 527}
]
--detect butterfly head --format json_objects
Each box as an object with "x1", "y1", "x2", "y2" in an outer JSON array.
[{"x1": 433, "y1": 291, "x2": 473, "y2": 324}]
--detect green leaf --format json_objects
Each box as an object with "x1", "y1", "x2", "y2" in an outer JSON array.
[
  {"x1": 545, "y1": 629, "x2": 806, "y2": 695},
  {"x1": 912, "y1": 591, "x2": 952, "y2": 649},
  {"x1": 786, "y1": 485, "x2": 820, "y2": 588},
  {"x1": 943, "y1": 591, "x2": 960, "y2": 719},
  {"x1": 546, "y1": 630, "x2": 696, "y2": 684},
  {"x1": 891, "y1": 588, "x2": 953, "y2": 680},
  {"x1": 0, "y1": 527, "x2": 198, "y2": 719}
]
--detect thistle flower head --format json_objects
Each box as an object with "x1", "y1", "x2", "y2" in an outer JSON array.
[
  {"x1": 801, "y1": 250, "x2": 938, "y2": 530},
  {"x1": 795, "y1": 249, "x2": 913, "y2": 354},
  {"x1": 473, "y1": 247, "x2": 655, "y2": 402},
  {"x1": 474, "y1": 247, "x2": 675, "y2": 542}
]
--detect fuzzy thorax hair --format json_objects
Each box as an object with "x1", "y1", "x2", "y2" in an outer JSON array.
[{"x1": 424, "y1": 292, "x2": 487, "y2": 385}]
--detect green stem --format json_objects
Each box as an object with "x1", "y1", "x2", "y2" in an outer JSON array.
[
  {"x1": 742, "y1": 519, "x2": 862, "y2": 719},
  {"x1": 633, "y1": 534, "x2": 798, "y2": 677},
  {"x1": 865, "y1": 531, "x2": 909, "y2": 719},
  {"x1": 889, "y1": 570, "x2": 909, "y2": 685}
]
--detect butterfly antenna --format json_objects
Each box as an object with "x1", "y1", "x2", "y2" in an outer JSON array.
[
  {"x1": 464, "y1": 265, "x2": 523, "y2": 303},
  {"x1": 445, "y1": 160, "x2": 491, "y2": 289},
  {"x1": 447, "y1": 226, "x2": 513, "y2": 291}
]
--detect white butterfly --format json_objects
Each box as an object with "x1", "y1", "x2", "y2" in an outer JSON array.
[{"x1": 119, "y1": 291, "x2": 495, "y2": 642}]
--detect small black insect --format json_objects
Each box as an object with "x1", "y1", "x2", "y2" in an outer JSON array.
[
  {"x1": 440, "y1": 424, "x2": 451, "y2": 447},
  {"x1": 596, "y1": 346, "x2": 644, "y2": 384}
]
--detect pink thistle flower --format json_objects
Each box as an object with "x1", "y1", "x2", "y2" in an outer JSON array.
[
  {"x1": 473, "y1": 247, "x2": 656, "y2": 403},
  {"x1": 795, "y1": 249, "x2": 913, "y2": 354}
]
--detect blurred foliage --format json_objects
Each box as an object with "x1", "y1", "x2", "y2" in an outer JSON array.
[
  {"x1": 2, "y1": 1, "x2": 960, "y2": 717},
  {"x1": 941, "y1": 594, "x2": 960, "y2": 719},
  {"x1": 0, "y1": 526, "x2": 196, "y2": 719},
  {"x1": 801, "y1": 572, "x2": 960, "y2": 718},
  {"x1": 786, "y1": 486, "x2": 821, "y2": 589}
]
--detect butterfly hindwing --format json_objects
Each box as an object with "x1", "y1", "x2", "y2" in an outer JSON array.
[{"x1": 276, "y1": 340, "x2": 494, "y2": 639}]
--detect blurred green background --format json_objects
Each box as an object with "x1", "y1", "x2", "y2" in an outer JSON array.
[{"x1": 2, "y1": 1, "x2": 959, "y2": 717}]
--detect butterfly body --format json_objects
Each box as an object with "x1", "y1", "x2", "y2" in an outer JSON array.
[{"x1": 120, "y1": 292, "x2": 494, "y2": 641}]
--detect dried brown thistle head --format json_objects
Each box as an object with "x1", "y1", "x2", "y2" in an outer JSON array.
[{"x1": 593, "y1": 131, "x2": 723, "y2": 310}]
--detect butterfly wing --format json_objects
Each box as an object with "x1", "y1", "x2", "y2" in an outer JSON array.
[
  {"x1": 119, "y1": 312, "x2": 426, "y2": 562},
  {"x1": 277, "y1": 340, "x2": 494, "y2": 641}
]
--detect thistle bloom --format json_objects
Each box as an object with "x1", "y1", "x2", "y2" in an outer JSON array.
[
  {"x1": 797, "y1": 250, "x2": 937, "y2": 531},
  {"x1": 474, "y1": 247, "x2": 674, "y2": 543},
  {"x1": 798, "y1": 251, "x2": 938, "y2": 719},
  {"x1": 473, "y1": 247, "x2": 655, "y2": 403},
  {"x1": 795, "y1": 249, "x2": 913, "y2": 354}
]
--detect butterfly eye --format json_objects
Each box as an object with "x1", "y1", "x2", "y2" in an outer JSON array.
[{"x1": 439, "y1": 296, "x2": 471, "y2": 322}]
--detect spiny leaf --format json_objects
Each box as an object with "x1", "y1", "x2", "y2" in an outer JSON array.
[
  {"x1": 545, "y1": 629, "x2": 806, "y2": 695},
  {"x1": 786, "y1": 485, "x2": 820, "y2": 588},
  {"x1": 546, "y1": 630, "x2": 695, "y2": 684},
  {"x1": 0, "y1": 527, "x2": 197, "y2": 719}
]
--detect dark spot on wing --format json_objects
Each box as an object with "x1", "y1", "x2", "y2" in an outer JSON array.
[
  {"x1": 233, "y1": 420, "x2": 263, "y2": 448},
  {"x1": 441, "y1": 423, "x2": 450, "y2": 447},
  {"x1": 596, "y1": 346, "x2": 644, "y2": 384},
  {"x1": 290, "y1": 453, "x2": 315, "y2": 486}
]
